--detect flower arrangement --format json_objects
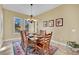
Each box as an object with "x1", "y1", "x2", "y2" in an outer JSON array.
[{"x1": 67, "y1": 41, "x2": 79, "y2": 48}]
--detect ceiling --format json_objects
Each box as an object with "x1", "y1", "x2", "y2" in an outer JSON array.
[{"x1": 3, "y1": 4, "x2": 61, "y2": 16}]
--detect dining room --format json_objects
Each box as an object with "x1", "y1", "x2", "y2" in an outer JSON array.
[{"x1": 0, "y1": 4, "x2": 79, "y2": 55}]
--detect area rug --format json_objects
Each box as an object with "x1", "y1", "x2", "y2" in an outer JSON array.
[
  {"x1": 49, "y1": 45, "x2": 58, "y2": 55},
  {"x1": 12, "y1": 41, "x2": 58, "y2": 55},
  {"x1": 12, "y1": 41, "x2": 25, "y2": 55}
]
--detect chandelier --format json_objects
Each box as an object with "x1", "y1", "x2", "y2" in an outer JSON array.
[{"x1": 27, "y1": 4, "x2": 36, "y2": 23}]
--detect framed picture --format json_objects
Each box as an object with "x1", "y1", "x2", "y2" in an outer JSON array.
[
  {"x1": 56, "y1": 18, "x2": 63, "y2": 27},
  {"x1": 43, "y1": 21, "x2": 48, "y2": 27},
  {"x1": 13, "y1": 17, "x2": 24, "y2": 34},
  {"x1": 49, "y1": 20, "x2": 54, "y2": 27}
]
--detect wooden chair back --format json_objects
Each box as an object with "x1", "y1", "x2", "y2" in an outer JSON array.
[
  {"x1": 40, "y1": 30, "x2": 46, "y2": 37},
  {"x1": 20, "y1": 30, "x2": 29, "y2": 53},
  {"x1": 35, "y1": 32, "x2": 52, "y2": 54}
]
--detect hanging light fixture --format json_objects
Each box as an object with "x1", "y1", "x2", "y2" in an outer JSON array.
[{"x1": 27, "y1": 4, "x2": 36, "y2": 23}]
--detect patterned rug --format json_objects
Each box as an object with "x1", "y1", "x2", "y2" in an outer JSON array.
[
  {"x1": 12, "y1": 41, "x2": 58, "y2": 55},
  {"x1": 12, "y1": 41, "x2": 25, "y2": 55}
]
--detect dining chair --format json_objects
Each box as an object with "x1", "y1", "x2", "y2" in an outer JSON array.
[
  {"x1": 20, "y1": 30, "x2": 29, "y2": 54},
  {"x1": 33, "y1": 32, "x2": 52, "y2": 55},
  {"x1": 40, "y1": 30, "x2": 46, "y2": 37}
]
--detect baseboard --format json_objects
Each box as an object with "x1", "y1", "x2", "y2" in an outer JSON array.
[{"x1": 51, "y1": 40, "x2": 68, "y2": 47}]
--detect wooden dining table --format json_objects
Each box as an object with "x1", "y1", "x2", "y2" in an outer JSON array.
[{"x1": 28, "y1": 34, "x2": 44, "y2": 47}]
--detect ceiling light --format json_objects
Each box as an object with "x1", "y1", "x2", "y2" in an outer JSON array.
[{"x1": 27, "y1": 4, "x2": 36, "y2": 23}]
